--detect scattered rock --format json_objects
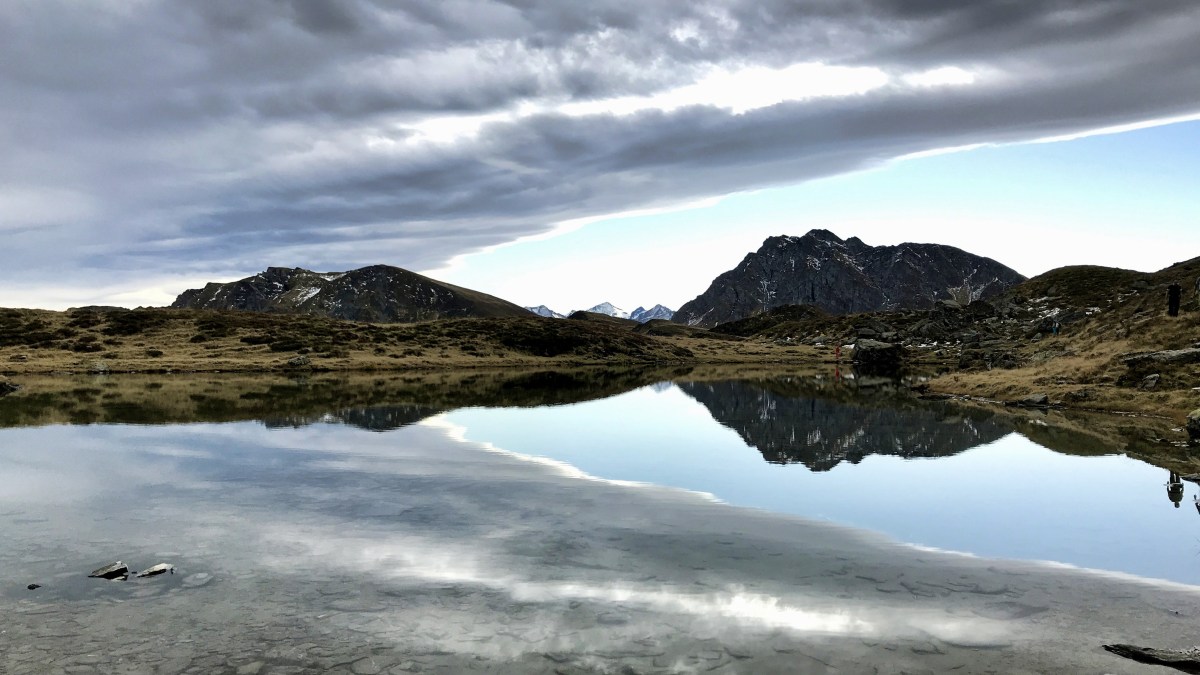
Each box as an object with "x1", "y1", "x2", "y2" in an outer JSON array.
[
  {"x1": 88, "y1": 561, "x2": 129, "y2": 580},
  {"x1": 1009, "y1": 394, "x2": 1050, "y2": 408},
  {"x1": 1064, "y1": 388, "x2": 1093, "y2": 403},
  {"x1": 1103, "y1": 643, "x2": 1200, "y2": 673},
  {"x1": 286, "y1": 355, "x2": 311, "y2": 368},
  {"x1": 1123, "y1": 348, "x2": 1200, "y2": 367},
  {"x1": 0, "y1": 381, "x2": 19, "y2": 397},
  {"x1": 1188, "y1": 410, "x2": 1200, "y2": 445},
  {"x1": 26, "y1": 583, "x2": 41, "y2": 590},
  {"x1": 8, "y1": 353, "x2": 28, "y2": 362},
  {"x1": 136, "y1": 563, "x2": 175, "y2": 578},
  {"x1": 1141, "y1": 373, "x2": 1161, "y2": 391}
]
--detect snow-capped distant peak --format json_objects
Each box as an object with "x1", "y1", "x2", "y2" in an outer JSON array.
[
  {"x1": 524, "y1": 305, "x2": 565, "y2": 319},
  {"x1": 630, "y1": 304, "x2": 675, "y2": 323},
  {"x1": 580, "y1": 302, "x2": 629, "y2": 319}
]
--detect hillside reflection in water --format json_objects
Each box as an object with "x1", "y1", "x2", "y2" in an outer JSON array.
[
  {"x1": 446, "y1": 378, "x2": 1200, "y2": 585},
  {"x1": 3, "y1": 371, "x2": 1200, "y2": 673}
]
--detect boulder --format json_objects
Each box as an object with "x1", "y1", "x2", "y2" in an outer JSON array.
[
  {"x1": 1188, "y1": 409, "x2": 1200, "y2": 445},
  {"x1": 852, "y1": 339, "x2": 904, "y2": 373},
  {"x1": 136, "y1": 563, "x2": 175, "y2": 578},
  {"x1": 1123, "y1": 348, "x2": 1200, "y2": 368},
  {"x1": 88, "y1": 561, "x2": 129, "y2": 580},
  {"x1": 286, "y1": 355, "x2": 311, "y2": 368},
  {"x1": 1010, "y1": 393, "x2": 1050, "y2": 408},
  {"x1": 0, "y1": 381, "x2": 19, "y2": 397},
  {"x1": 1140, "y1": 374, "x2": 1161, "y2": 391}
]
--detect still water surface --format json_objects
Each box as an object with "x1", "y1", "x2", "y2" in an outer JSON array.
[{"x1": 1, "y1": 373, "x2": 1198, "y2": 674}]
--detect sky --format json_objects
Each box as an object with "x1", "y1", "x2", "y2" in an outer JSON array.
[{"x1": 2, "y1": 1, "x2": 1199, "y2": 312}]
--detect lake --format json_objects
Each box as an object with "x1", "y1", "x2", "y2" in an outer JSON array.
[{"x1": 2, "y1": 369, "x2": 1198, "y2": 674}]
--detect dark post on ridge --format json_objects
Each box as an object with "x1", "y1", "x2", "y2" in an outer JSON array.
[{"x1": 1168, "y1": 283, "x2": 1182, "y2": 317}]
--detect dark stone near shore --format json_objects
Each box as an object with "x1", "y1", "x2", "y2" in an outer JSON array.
[
  {"x1": 0, "y1": 381, "x2": 19, "y2": 397},
  {"x1": 1187, "y1": 410, "x2": 1200, "y2": 445},
  {"x1": 1009, "y1": 394, "x2": 1050, "y2": 408},
  {"x1": 26, "y1": 583, "x2": 40, "y2": 590},
  {"x1": 852, "y1": 339, "x2": 904, "y2": 373}
]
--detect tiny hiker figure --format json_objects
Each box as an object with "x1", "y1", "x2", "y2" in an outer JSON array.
[{"x1": 835, "y1": 344, "x2": 841, "y2": 362}]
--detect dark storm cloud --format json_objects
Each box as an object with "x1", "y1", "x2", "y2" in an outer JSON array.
[{"x1": 1, "y1": 0, "x2": 1198, "y2": 302}]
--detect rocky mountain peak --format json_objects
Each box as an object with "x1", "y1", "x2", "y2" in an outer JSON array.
[
  {"x1": 172, "y1": 265, "x2": 529, "y2": 323},
  {"x1": 673, "y1": 231, "x2": 1025, "y2": 327}
]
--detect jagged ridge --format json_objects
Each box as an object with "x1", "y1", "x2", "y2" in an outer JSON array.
[
  {"x1": 673, "y1": 230, "x2": 1025, "y2": 327},
  {"x1": 172, "y1": 265, "x2": 530, "y2": 323}
]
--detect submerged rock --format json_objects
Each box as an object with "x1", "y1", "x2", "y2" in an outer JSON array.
[
  {"x1": 88, "y1": 561, "x2": 129, "y2": 580},
  {"x1": 26, "y1": 583, "x2": 41, "y2": 590},
  {"x1": 181, "y1": 572, "x2": 212, "y2": 588},
  {"x1": 136, "y1": 563, "x2": 175, "y2": 578}
]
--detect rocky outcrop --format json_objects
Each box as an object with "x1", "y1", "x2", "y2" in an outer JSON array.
[
  {"x1": 1187, "y1": 409, "x2": 1200, "y2": 445},
  {"x1": 673, "y1": 230, "x2": 1024, "y2": 327},
  {"x1": 172, "y1": 265, "x2": 530, "y2": 323},
  {"x1": 851, "y1": 339, "x2": 903, "y2": 373},
  {"x1": 1009, "y1": 393, "x2": 1050, "y2": 408},
  {"x1": 1123, "y1": 348, "x2": 1200, "y2": 367}
]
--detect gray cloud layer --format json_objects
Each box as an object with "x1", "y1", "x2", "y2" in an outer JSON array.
[{"x1": 2, "y1": 0, "x2": 1199, "y2": 303}]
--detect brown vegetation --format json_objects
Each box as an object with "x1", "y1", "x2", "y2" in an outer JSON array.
[{"x1": 0, "y1": 307, "x2": 820, "y2": 376}]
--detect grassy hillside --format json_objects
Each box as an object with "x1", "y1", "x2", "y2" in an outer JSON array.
[{"x1": 0, "y1": 306, "x2": 819, "y2": 376}]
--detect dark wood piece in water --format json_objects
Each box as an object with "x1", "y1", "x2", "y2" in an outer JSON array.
[{"x1": 1104, "y1": 644, "x2": 1200, "y2": 674}]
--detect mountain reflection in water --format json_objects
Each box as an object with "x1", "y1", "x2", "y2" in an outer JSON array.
[
  {"x1": 677, "y1": 379, "x2": 1009, "y2": 471},
  {"x1": 3, "y1": 369, "x2": 1200, "y2": 673}
]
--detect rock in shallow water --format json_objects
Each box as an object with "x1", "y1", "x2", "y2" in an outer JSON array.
[
  {"x1": 136, "y1": 563, "x2": 175, "y2": 578},
  {"x1": 88, "y1": 561, "x2": 129, "y2": 580}
]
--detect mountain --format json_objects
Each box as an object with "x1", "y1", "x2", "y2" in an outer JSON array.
[
  {"x1": 673, "y1": 230, "x2": 1025, "y2": 327},
  {"x1": 630, "y1": 304, "x2": 675, "y2": 322},
  {"x1": 525, "y1": 305, "x2": 566, "y2": 319},
  {"x1": 578, "y1": 302, "x2": 630, "y2": 319},
  {"x1": 171, "y1": 265, "x2": 530, "y2": 322}
]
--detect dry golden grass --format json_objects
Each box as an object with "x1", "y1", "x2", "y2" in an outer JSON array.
[
  {"x1": 0, "y1": 307, "x2": 823, "y2": 377},
  {"x1": 927, "y1": 305, "x2": 1200, "y2": 421}
]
